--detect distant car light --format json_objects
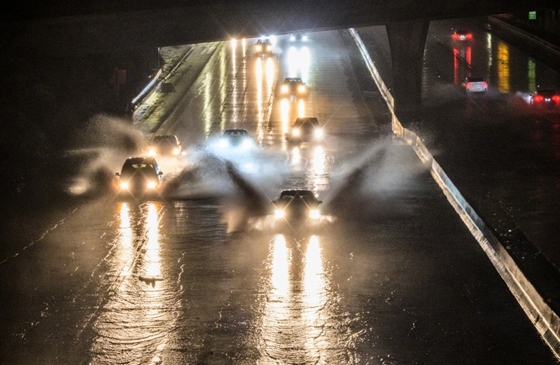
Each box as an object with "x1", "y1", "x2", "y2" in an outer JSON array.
[
  {"x1": 119, "y1": 181, "x2": 129, "y2": 189},
  {"x1": 148, "y1": 148, "x2": 156, "y2": 156},
  {"x1": 292, "y1": 129, "x2": 300, "y2": 136},
  {"x1": 314, "y1": 129, "x2": 323, "y2": 138},
  {"x1": 275, "y1": 209, "x2": 284, "y2": 218},
  {"x1": 302, "y1": 35, "x2": 308, "y2": 41},
  {"x1": 147, "y1": 181, "x2": 158, "y2": 189},
  {"x1": 281, "y1": 84, "x2": 289, "y2": 93},
  {"x1": 309, "y1": 209, "x2": 320, "y2": 219},
  {"x1": 256, "y1": 45, "x2": 262, "y2": 52},
  {"x1": 173, "y1": 148, "x2": 180, "y2": 155},
  {"x1": 298, "y1": 85, "x2": 306, "y2": 93}
]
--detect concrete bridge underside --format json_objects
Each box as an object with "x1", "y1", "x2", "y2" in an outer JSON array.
[{"x1": 1, "y1": 0, "x2": 557, "y2": 121}]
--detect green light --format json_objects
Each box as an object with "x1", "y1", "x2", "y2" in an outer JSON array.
[{"x1": 529, "y1": 11, "x2": 536, "y2": 20}]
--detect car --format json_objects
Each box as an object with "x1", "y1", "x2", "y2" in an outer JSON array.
[
  {"x1": 115, "y1": 156, "x2": 164, "y2": 198},
  {"x1": 255, "y1": 38, "x2": 273, "y2": 57},
  {"x1": 148, "y1": 135, "x2": 181, "y2": 156},
  {"x1": 272, "y1": 189, "x2": 322, "y2": 221},
  {"x1": 463, "y1": 76, "x2": 488, "y2": 93},
  {"x1": 452, "y1": 29, "x2": 472, "y2": 41},
  {"x1": 289, "y1": 32, "x2": 308, "y2": 42},
  {"x1": 286, "y1": 117, "x2": 323, "y2": 143},
  {"x1": 216, "y1": 129, "x2": 256, "y2": 150},
  {"x1": 530, "y1": 89, "x2": 560, "y2": 107},
  {"x1": 279, "y1": 77, "x2": 309, "y2": 98}
]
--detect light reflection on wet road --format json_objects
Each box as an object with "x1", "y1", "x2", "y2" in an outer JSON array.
[{"x1": 1, "y1": 28, "x2": 559, "y2": 364}]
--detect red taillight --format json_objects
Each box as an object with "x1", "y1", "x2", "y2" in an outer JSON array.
[
  {"x1": 533, "y1": 95, "x2": 544, "y2": 103},
  {"x1": 482, "y1": 82, "x2": 488, "y2": 87},
  {"x1": 452, "y1": 34, "x2": 458, "y2": 40},
  {"x1": 552, "y1": 95, "x2": 560, "y2": 103},
  {"x1": 465, "y1": 82, "x2": 472, "y2": 88},
  {"x1": 467, "y1": 34, "x2": 473, "y2": 39}
]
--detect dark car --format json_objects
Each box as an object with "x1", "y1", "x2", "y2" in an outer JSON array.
[
  {"x1": 272, "y1": 189, "x2": 322, "y2": 221},
  {"x1": 149, "y1": 135, "x2": 181, "y2": 156},
  {"x1": 255, "y1": 38, "x2": 273, "y2": 57},
  {"x1": 289, "y1": 33, "x2": 308, "y2": 42},
  {"x1": 286, "y1": 117, "x2": 323, "y2": 143},
  {"x1": 216, "y1": 129, "x2": 256, "y2": 150},
  {"x1": 115, "y1": 156, "x2": 164, "y2": 198},
  {"x1": 279, "y1": 77, "x2": 309, "y2": 98},
  {"x1": 530, "y1": 89, "x2": 560, "y2": 107},
  {"x1": 452, "y1": 29, "x2": 472, "y2": 41}
]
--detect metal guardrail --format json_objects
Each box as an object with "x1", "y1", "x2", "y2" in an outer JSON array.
[
  {"x1": 488, "y1": 16, "x2": 560, "y2": 59},
  {"x1": 130, "y1": 47, "x2": 194, "y2": 109},
  {"x1": 349, "y1": 27, "x2": 560, "y2": 360}
]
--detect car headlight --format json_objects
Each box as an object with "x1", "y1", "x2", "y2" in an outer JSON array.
[
  {"x1": 173, "y1": 147, "x2": 180, "y2": 155},
  {"x1": 242, "y1": 139, "x2": 254, "y2": 149},
  {"x1": 292, "y1": 128, "x2": 300, "y2": 136},
  {"x1": 309, "y1": 209, "x2": 320, "y2": 219},
  {"x1": 119, "y1": 181, "x2": 129, "y2": 189},
  {"x1": 281, "y1": 85, "x2": 289, "y2": 93},
  {"x1": 256, "y1": 45, "x2": 262, "y2": 51},
  {"x1": 315, "y1": 129, "x2": 323, "y2": 138},
  {"x1": 218, "y1": 139, "x2": 229, "y2": 148},
  {"x1": 148, "y1": 148, "x2": 156, "y2": 156},
  {"x1": 147, "y1": 181, "x2": 158, "y2": 189},
  {"x1": 266, "y1": 45, "x2": 272, "y2": 51},
  {"x1": 290, "y1": 35, "x2": 296, "y2": 41},
  {"x1": 298, "y1": 85, "x2": 306, "y2": 93},
  {"x1": 302, "y1": 35, "x2": 308, "y2": 41},
  {"x1": 275, "y1": 209, "x2": 284, "y2": 218}
]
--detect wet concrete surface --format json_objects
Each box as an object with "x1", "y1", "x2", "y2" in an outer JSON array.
[{"x1": 0, "y1": 29, "x2": 558, "y2": 363}]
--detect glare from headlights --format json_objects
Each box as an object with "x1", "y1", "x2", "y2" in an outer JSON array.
[
  {"x1": 275, "y1": 209, "x2": 284, "y2": 218},
  {"x1": 256, "y1": 45, "x2": 262, "y2": 51},
  {"x1": 315, "y1": 129, "x2": 323, "y2": 138},
  {"x1": 119, "y1": 181, "x2": 129, "y2": 189},
  {"x1": 242, "y1": 139, "x2": 254, "y2": 149},
  {"x1": 292, "y1": 128, "x2": 300, "y2": 136},
  {"x1": 218, "y1": 139, "x2": 229, "y2": 148},
  {"x1": 302, "y1": 35, "x2": 308, "y2": 41},
  {"x1": 281, "y1": 84, "x2": 289, "y2": 93},
  {"x1": 173, "y1": 148, "x2": 180, "y2": 155},
  {"x1": 290, "y1": 35, "x2": 296, "y2": 41},
  {"x1": 298, "y1": 85, "x2": 306, "y2": 93},
  {"x1": 266, "y1": 45, "x2": 272, "y2": 51},
  {"x1": 148, "y1": 148, "x2": 156, "y2": 156},
  {"x1": 147, "y1": 181, "x2": 158, "y2": 189},
  {"x1": 309, "y1": 209, "x2": 320, "y2": 219}
]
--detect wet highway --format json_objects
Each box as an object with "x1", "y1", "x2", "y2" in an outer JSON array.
[{"x1": 0, "y1": 29, "x2": 558, "y2": 364}]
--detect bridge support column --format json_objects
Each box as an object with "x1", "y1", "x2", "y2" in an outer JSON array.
[{"x1": 386, "y1": 19, "x2": 430, "y2": 125}]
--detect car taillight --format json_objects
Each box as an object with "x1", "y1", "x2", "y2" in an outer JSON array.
[
  {"x1": 552, "y1": 95, "x2": 560, "y2": 103},
  {"x1": 534, "y1": 95, "x2": 544, "y2": 103},
  {"x1": 482, "y1": 82, "x2": 488, "y2": 87},
  {"x1": 452, "y1": 34, "x2": 458, "y2": 40},
  {"x1": 466, "y1": 82, "x2": 472, "y2": 88},
  {"x1": 467, "y1": 34, "x2": 472, "y2": 39}
]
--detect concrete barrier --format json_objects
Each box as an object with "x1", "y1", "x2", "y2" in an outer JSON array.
[{"x1": 349, "y1": 27, "x2": 560, "y2": 360}]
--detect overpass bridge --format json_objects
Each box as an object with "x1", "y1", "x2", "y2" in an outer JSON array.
[{"x1": 1, "y1": 0, "x2": 559, "y2": 120}]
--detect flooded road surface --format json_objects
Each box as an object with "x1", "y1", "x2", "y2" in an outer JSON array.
[{"x1": 0, "y1": 30, "x2": 557, "y2": 364}]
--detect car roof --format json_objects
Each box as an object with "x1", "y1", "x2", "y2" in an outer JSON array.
[
  {"x1": 534, "y1": 89, "x2": 557, "y2": 94},
  {"x1": 278, "y1": 189, "x2": 317, "y2": 198},
  {"x1": 223, "y1": 128, "x2": 250, "y2": 135},
  {"x1": 153, "y1": 135, "x2": 179, "y2": 143},
  {"x1": 284, "y1": 77, "x2": 303, "y2": 83},
  {"x1": 256, "y1": 38, "x2": 272, "y2": 44},
  {"x1": 124, "y1": 156, "x2": 158, "y2": 164},
  {"x1": 454, "y1": 29, "x2": 469, "y2": 33},
  {"x1": 466, "y1": 76, "x2": 484, "y2": 81},
  {"x1": 293, "y1": 117, "x2": 319, "y2": 126}
]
